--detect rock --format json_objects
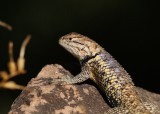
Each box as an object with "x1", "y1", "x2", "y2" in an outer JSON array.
[{"x1": 8, "y1": 64, "x2": 160, "y2": 114}]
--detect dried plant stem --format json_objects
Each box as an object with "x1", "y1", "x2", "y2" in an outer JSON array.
[
  {"x1": 0, "y1": 20, "x2": 12, "y2": 31},
  {"x1": 17, "y1": 35, "x2": 31, "y2": 73},
  {"x1": 0, "y1": 33, "x2": 31, "y2": 90},
  {"x1": 8, "y1": 42, "x2": 17, "y2": 76}
]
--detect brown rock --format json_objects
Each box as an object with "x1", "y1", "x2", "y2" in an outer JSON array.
[{"x1": 8, "y1": 64, "x2": 160, "y2": 114}]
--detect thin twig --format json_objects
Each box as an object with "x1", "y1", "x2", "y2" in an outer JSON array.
[{"x1": 0, "y1": 21, "x2": 12, "y2": 31}]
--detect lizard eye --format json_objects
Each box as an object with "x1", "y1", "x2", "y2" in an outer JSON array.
[{"x1": 69, "y1": 38, "x2": 72, "y2": 40}]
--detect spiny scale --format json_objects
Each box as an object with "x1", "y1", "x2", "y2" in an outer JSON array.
[{"x1": 59, "y1": 32, "x2": 158, "y2": 114}]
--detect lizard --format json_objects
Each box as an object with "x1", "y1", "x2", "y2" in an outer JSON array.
[{"x1": 58, "y1": 32, "x2": 159, "y2": 114}]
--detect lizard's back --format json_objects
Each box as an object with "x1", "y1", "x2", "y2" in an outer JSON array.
[
  {"x1": 87, "y1": 52, "x2": 151, "y2": 114},
  {"x1": 59, "y1": 32, "x2": 159, "y2": 114}
]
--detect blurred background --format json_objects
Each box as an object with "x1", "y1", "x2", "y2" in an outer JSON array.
[{"x1": 0, "y1": 0, "x2": 159, "y2": 113}]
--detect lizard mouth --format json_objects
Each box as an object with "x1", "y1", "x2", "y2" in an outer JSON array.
[{"x1": 58, "y1": 37, "x2": 64, "y2": 46}]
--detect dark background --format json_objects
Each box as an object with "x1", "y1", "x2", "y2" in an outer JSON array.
[{"x1": 0, "y1": 0, "x2": 159, "y2": 113}]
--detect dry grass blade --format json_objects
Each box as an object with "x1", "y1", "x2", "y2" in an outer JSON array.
[
  {"x1": 8, "y1": 42, "x2": 17, "y2": 76},
  {"x1": 0, "y1": 25, "x2": 31, "y2": 90},
  {"x1": 0, "y1": 81, "x2": 25, "y2": 90},
  {"x1": 17, "y1": 35, "x2": 31, "y2": 73},
  {"x1": 0, "y1": 20, "x2": 12, "y2": 31}
]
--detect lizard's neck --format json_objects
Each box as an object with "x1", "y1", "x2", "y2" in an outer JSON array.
[
  {"x1": 80, "y1": 53, "x2": 100, "y2": 66},
  {"x1": 80, "y1": 49, "x2": 108, "y2": 64}
]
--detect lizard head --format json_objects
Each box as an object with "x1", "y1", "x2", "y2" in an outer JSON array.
[{"x1": 59, "y1": 32, "x2": 104, "y2": 61}]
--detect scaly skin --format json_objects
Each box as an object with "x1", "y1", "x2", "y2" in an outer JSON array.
[{"x1": 58, "y1": 32, "x2": 157, "y2": 114}]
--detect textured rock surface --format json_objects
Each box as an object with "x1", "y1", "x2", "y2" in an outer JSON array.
[{"x1": 9, "y1": 64, "x2": 160, "y2": 114}]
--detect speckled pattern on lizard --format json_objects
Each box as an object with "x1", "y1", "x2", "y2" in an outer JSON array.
[{"x1": 58, "y1": 32, "x2": 159, "y2": 114}]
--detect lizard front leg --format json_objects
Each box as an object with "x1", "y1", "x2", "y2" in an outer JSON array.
[
  {"x1": 57, "y1": 65, "x2": 90, "y2": 85},
  {"x1": 105, "y1": 107, "x2": 130, "y2": 114}
]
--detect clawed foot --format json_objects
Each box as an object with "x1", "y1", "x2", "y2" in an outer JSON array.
[{"x1": 52, "y1": 76, "x2": 73, "y2": 85}]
